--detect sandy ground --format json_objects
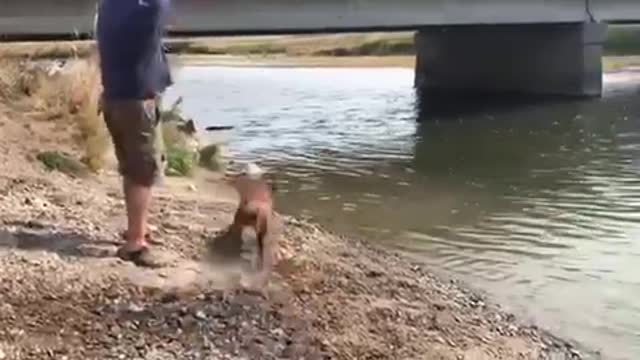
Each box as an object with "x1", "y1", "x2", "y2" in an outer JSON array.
[{"x1": 0, "y1": 77, "x2": 591, "y2": 360}]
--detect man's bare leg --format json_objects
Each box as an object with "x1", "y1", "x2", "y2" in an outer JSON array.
[
  {"x1": 122, "y1": 177, "x2": 152, "y2": 250},
  {"x1": 116, "y1": 177, "x2": 165, "y2": 267}
]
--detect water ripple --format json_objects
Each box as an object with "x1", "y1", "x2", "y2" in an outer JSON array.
[{"x1": 166, "y1": 66, "x2": 640, "y2": 360}]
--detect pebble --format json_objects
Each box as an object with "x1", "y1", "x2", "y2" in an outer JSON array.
[
  {"x1": 0, "y1": 304, "x2": 14, "y2": 317},
  {"x1": 127, "y1": 304, "x2": 145, "y2": 313},
  {"x1": 194, "y1": 310, "x2": 207, "y2": 320},
  {"x1": 270, "y1": 328, "x2": 285, "y2": 338}
]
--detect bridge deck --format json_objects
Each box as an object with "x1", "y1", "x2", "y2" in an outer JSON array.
[{"x1": 0, "y1": 0, "x2": 638, "y2": 38}]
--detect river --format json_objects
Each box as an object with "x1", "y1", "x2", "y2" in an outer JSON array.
[{"x1": 165, "y1": 64, "x2": 640, "y2": 360}]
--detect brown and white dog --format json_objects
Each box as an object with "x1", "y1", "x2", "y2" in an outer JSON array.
[{"x1": 226, "y1": 164, "x2": 280, "y2": 289}]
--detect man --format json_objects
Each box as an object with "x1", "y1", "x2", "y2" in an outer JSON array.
[{"x1": 96, "y1": 0, "x2": 173, "y2": 267}]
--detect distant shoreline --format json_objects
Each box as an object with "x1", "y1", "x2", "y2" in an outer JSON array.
[
  {"x1": 1, "y1": 28, "x2": 639, "y2": 70},
  {"x1": 172, "y1": 53, "x2": 640, "y2": 73},
  {"x1": 171, "y1": 54, "x2": 415, "y2": 68}
]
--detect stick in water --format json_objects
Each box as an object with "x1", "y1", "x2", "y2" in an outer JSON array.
[{"x1": 205, "y1": 125, "x2": 235, "y2": 131}]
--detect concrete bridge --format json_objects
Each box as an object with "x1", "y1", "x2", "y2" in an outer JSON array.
[{"x1": 2, "y1": 0, "x2": 640, "y2": 98}]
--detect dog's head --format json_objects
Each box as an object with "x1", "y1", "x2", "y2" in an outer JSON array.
[
  {"x1": 176, "y1": 119, "x2": 197, "y2": 136},
  {"x1": 225, "y1": 163, "x2": 278, "y2": 195}
]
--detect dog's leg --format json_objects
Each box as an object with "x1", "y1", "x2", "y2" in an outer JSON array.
[{"x1": 255, "y1": 213, "x2": 279, "y2": 289}]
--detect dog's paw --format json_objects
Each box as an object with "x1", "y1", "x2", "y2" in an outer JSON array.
[{"x1": 239, "y1": 274, "x2": 269, "y2": 299}]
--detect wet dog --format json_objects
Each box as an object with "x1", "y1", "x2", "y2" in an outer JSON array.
[
  {"x1": 224, "y1": 166, "x2": 280, "y2": 290},
  {"x1": 209, "y1": 166, "x2": 282, "y2": 294}
]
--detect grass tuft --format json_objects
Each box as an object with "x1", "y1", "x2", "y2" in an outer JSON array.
[
  {"x1": 36, "y1": 151, "x2": 88, "y2": 177},
  {"x1": 165, "y1": 145, "x2": 197, "y2": 177},
  {"x1": 159, "y1": 97, "x2": 200, "y2": 177}
]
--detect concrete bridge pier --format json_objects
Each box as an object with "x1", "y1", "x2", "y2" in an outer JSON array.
[{"x1": 414, "y1": 23, "x2": 608, "y2": 99}]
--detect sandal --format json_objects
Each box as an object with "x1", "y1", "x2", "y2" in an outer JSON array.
[
  {"x1": 119, "y1": 231, "x2": 163, "y2": 245},
  {"x1": 116, "y1": 245, "x2": 166, "y2": 268}
]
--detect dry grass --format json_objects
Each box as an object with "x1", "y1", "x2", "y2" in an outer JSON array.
[
  {"x1": 0, "y1": 49, "x2": 109, "y2": 173},
  {"x1": 67, "y1": 52, "x2": 109, "y2": 172},
  {"x1": 0, "y1": 41, "x2": 93, "y2": 60},
  {"x1": 0, "y1": 49, "x2": 203, "y2": 178},
  {"x1": 0, "y1": 59, "x2": 26, "y2": 100}
]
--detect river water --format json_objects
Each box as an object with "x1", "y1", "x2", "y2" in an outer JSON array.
[{"x1": 165, "y1": 65, "x2": 640, "y2": 360}]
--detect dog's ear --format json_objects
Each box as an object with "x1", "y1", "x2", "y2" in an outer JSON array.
[
  {"x1": 169, "y1": 96, "x2": 183, "y2": 113},
  {"x1": 177, "y1": 119, "x2": 197, "y2": 135},
  {"x1": 185, "y1": 119, "x2": 196, "y2": 134}
]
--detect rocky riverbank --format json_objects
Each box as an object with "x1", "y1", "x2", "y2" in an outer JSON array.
[{"x1": 0, "y1": 59, "x2": 589, "y2": 360}]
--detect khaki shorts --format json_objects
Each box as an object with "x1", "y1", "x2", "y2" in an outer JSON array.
[{"x1": 103, "y1": 97, "x2": 165, "y2": 187}]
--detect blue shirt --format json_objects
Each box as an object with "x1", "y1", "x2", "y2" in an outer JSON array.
[{"x1": 97, "y1": 0, "x2": 173, "y2": 100}]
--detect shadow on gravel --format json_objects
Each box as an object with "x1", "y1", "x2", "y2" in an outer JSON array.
[{"x1": 0, "y1": 223, "x2": 119, "y2": 259}]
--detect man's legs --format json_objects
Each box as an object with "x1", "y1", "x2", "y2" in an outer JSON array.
[
  {"x1": 103, "y1": 97, "x2": 165, "y2": 267},
  {"x1": 122, "y1": 95, "x2": 165, "y2": 251}
]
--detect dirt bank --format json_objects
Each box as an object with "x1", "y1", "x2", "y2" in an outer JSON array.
[{"x1": 0, "y1": 62, "x2": 589, "y2": 360}]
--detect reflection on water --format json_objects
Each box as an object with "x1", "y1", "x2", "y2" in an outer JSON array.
[{"x1": 166, "y1": 66, "x2": 640, "y2": 360}]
